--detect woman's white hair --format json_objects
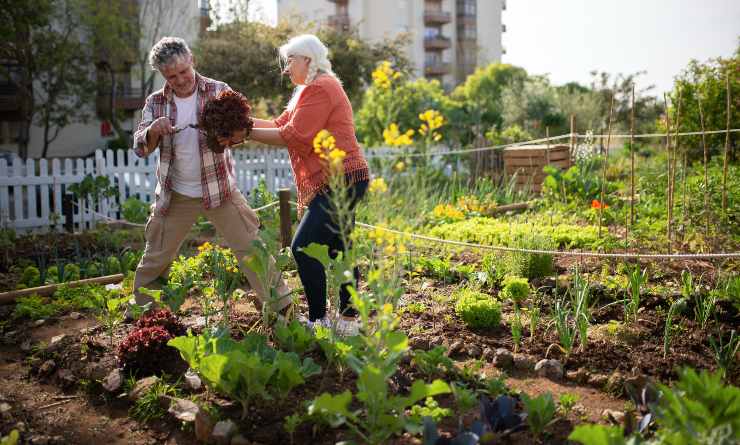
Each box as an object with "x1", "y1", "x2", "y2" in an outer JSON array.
[{"x1": 280, "y1": 34, "x2": 340, "y2": 109}]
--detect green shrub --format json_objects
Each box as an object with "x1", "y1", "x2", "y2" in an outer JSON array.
[
  {"x1": 18, "y1": 265, "x2": 41, "y2": 288},
  {"x1": 121, "y1": 197, "x2": 149, "y2": 224},
  {"x1": 52, "y1": 284, "x2": 100, "y2": 311},
  {"x1": 654, "y1": 368, "x2": 740, "y2": 444},
  {"x1": 453, "y1": 288, "x2": 501, "y2": 329},
  {"x1": 501, "y1": 276, "x2": 530, "y2": 304},
  {"x1": 482, "y1": 233, "x2": 554, "y2": 281},
  {"x1": 106, "y1": 256, "x2": 121, "y2": 274},
  {"x1": 429, "y1": 216, "x2": 612, "y2": 250},
  {"x1": 13, "y1": 295, "x2": 60, "y2": 320}
]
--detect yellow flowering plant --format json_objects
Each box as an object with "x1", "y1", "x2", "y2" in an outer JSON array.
[
  {"x1": 383, "y1": 123, "x2": 415, "y2": 147},
  {"x1": 368, "y1": 177, "x2": 388, "y2": 194}
]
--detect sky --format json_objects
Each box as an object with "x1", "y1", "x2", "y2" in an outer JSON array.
[{"x1": 247, "y1": 0, "x2": 739, "y2": 94}]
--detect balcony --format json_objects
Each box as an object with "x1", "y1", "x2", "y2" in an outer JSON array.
[
  {"x1": 424, "y1": 10, "x2": 451, "y2": 24},
  {"x1": 456, "y1": 13, "x2": 476, "y2": 26},
  {"x1": 425, "y1": 61, "x2": 452, "y2": 76},
  {"x1": 96, "y1": 88, "x2": 145, "y2": 116},
  {"x1": 424, "y1": 36, "x2": 451, "y2": 50},
  {"x1": 502, "y1": 23, "x2": 507, "y2": 32},
  {"x1": 327, "y1": 13, "x2": 350, "y2": 30},
  {"x1": 0, "y1": 84, "x2": 20, "y2": 112}
]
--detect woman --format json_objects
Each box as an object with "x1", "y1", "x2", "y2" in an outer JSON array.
[{"x1": 248, "y1": 34, "x2": 369, "y2": 335}]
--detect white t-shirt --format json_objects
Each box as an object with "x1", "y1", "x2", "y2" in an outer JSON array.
[{"x1": 170, "y1": 92, "x2": 202, "y2": 198}]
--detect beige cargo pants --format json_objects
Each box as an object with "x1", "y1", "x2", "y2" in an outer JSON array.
[{"x1": 133, "y1": 190, "x2": 291, "y2": 312}]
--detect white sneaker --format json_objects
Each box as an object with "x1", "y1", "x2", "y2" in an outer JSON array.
[
  {"x1": 301, "y1": 315, "x2": 332, "y2": 332},
  {"x1": 335, "y1": 316, "x2": 360, "y2": 337}
]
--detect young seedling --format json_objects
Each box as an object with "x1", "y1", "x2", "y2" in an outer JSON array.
[
  {"x1": 624, "y1": 264, "x2": 647, "y2": 324},
  {"x1": 663, "y1": 298, "x2": 687, "y2": 358}
]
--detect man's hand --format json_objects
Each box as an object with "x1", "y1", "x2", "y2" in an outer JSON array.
[{"x1": 148, "y1": 116, "x2": 174, "y2": 141}]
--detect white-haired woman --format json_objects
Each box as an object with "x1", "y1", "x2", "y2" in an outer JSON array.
[{"x1": 249, "y1": 34, "x2": 369, "y2": 335}]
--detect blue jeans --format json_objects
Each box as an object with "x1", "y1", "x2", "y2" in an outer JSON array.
[{"x1": 291, "y1": 180, "x2": 368, "y2": 321}]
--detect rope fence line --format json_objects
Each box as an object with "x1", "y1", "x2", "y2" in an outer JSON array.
[
  {"x1": 353, "y1": 221, "x2": 740, "y2": 260},
  {"x1": 367, "y1": 128, "x2": 739, "y2": 159}
]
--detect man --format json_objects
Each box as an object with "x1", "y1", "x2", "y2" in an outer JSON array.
[{"x1": 132, "y1": 37, "x2": 291, "y2": 315}]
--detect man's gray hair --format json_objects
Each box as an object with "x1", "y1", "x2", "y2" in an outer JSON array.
[{"x1": 148, "y1": 37, "x2": 192, "y2": 71}]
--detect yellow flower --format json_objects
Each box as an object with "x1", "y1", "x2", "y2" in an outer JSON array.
[
  {"x1": 198, "y1": 242, "x2": 213, "y2": 252},
  {"x1": 418, "y1": 109, "x2": 445, "y2": 134},
  {"x1": 394, "y1": 161, "x2": 405, "y2": 172},
  {"x1": 371, "y1": 61, "x2": 396, "y2": 90},
  {"x1": 328, "y1": 148, "x2": 347, "y2": 168},
  {"x1": 383, "y1": 123, "x2": 414, "y2": 147},
  {"x1": 383, "y1": 244, "x2": 396, "y2": 256},
  {"x1": 368, "y1": 177, "x2": 388, "y2": 194},
  {"x1": 432, "y1": 204, "x2": 464, "y2": 221}
]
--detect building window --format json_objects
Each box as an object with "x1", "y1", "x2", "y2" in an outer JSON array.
[
  {"x1": 457, "y1": 26, "x2": 476, "y2": 39},
  {"x1": 424, "y1": 27, "x2": 441, "y2": 39},
  {"x1": 425, "y1": 52, "x2": 442, "y2": 65},
  {"x1": 457, "y1": 0, "x2": 476, "y2": 15}
]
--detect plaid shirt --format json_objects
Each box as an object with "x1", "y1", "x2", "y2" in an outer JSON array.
[{"x1": 133, "y1": 73, "x2": 237, "y2": 215}]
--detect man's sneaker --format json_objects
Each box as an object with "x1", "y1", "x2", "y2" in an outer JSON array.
[
  {"x1": 335, "y1": 316, "x2": 360, "y2": 337},
  {"x1": 299, "y1": 315, "x2": 332, "y2": 332}
]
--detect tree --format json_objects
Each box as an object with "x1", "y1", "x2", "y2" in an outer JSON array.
[
  {"x1": 501, "y1": 75, "x2": 566, "y2": 137},
  {"x1": 450, "y1": 63, "x2": 528, "y2": 145},
  {"x1": 589, "y1": 70, "x2": 661, "y2": 136},
  {"x1": 0, "y1": 0, "x2": 96, "y2": 158},
  {"x1": 666, "y1": 46, "x2": 739, "y2": 160},
  {"x1": 195, "y1": 20, "x2": 410, "y2": 116}
]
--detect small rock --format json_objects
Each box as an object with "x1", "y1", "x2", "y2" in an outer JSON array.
[
  {"x1": 482, "y1": 347, "x2": 494, "y2": 361},
  {"x1": 408, "y1": 337, "x2": 429, "y2": 350},
  {"x1": 50, "y1": 334, "x2": 66, "y2": 345},
  {"x1": 83, "y1": 362, "x2": 109, "y2": 381},
  {"x1": 0, "y1": 402, "x2": 11, "y2": 416},
  {"x1": 129, "y1": 376, "x2": 160, "y2": 401},
  {"x1": 29, "y1": 435, "x2": 51, "y2": 445},
  {"x1": 602, "y1": 409, "x2": 625, "y2": 424},
  {"x1": 182, "y1": 315, "x2": 207, "y2": 330},
  {"x1": 493, "y1": 348, "x2": 514, "y2": 370},
  {"x1": 14, "y1": 421, "x2": 27, "y2": 433},
  {"x1": 211, "y1": 419, "x2": 238, "y2": 445},
  {"x1": 102, "y1": 369, "x2": 123, "y2": 392},
  {"x1": 448, "y1": 340, "x2": 464, "y2": 356},
  {"x1": 589, "y1": 373, "x2": 609, "y2": 388},
  {"x1": 39, "y1": 359, "x2": 57, "y2": 376},
  {"x1": 572, "y1": 403, "x2": 587, "y2": 417},
  {"x1": 467, "y1": 344, "x2": 482, "y2": 358},
  {"x1": 20, "y1": 340, "x2": 32, "y2": 352},
  {"x1": 195, "y1": 411, "x2": 215, "y2": 443},
  {"x1": 513, "y1": 354, "x2": 535, "y2": 371},
  {"x1": 33, "y1": 319, "x2": 46, "y2": 328},
  {"x1": 184, "y1": 370, "x2": 202, "y2": 391},
  {"x1": 68, "y1": 312, "x2": 82, "y2": 320},
  {"x1": 566, "y1": 367, "x2": 589, "y2": 384},
  {"x1": 606, "y1": 371, "x2": 625, "y2": 395},
  {"x1": 534, "y1": 359, "x2": 564, "y2": 381},
  {"x1": 231, "y1": 434, "x2": 251, "y2": 445},
  {"x1": 56, "y1": 369, "x2": 77, "y2": 388},
  {"x1": 167, "y1": 397, "x2": 200, "y2": 422}
]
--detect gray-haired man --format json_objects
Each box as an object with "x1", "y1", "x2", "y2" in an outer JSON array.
[{"x1": 132, "y1": 37, "x2": 291, "y2": 314}]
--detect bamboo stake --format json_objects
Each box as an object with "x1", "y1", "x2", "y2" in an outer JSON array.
[
  {"x1": 681, "y1": 148, "x2": 688, "y2": 242},
  {"x1": 0, "y1": 274, "x2": 124, "y2": 305},
  {"x1": 697, "y1": 94, "x2": 709, "y2": 236},
  {"x1": 722, "y1": 73, "x2": 731, "y2": 218},
  {"x1": 668, "y1": 87, "x2": 683, "y2": 253},
  {"x1": 570, "y1": 114, "x2": 576, "y2": 163},
  {"x1": 598, "y1": 94, "x2": 615, "y2": 238},
  {"x1": 630, "y1": 83, "x2": 636, "y2": 226},
  {"x1": 663, "y1": 93, "x2": 672, "y2": 248}
]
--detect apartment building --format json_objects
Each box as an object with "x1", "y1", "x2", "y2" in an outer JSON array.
[
  {"x1": 1, "y1": 0, "x2": 210, "y2": 158},
  {"x1": 276, "y1": 0, "x2": 506, "y2": 88}
]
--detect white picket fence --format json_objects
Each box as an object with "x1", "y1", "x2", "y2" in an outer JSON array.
[{"x1": 0, "y1": 146, "x2": 437, "y2": 232}]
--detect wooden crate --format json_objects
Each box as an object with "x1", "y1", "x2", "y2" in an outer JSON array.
[{"x1": 503, "y1": 144, "x2": 571, "y2": 192}]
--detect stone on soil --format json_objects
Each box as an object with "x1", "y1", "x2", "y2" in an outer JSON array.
[{"x1": 534, "y1": 359, "x2": 564, "y2": 380}]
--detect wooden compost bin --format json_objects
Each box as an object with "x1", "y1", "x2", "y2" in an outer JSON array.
[{"x1": 503, "y1": 144, "x2": 571, "y2": 192}]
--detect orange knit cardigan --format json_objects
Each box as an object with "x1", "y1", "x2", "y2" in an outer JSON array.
[{"x1": 274, "y1": 74, "x2": 369, "y2": 210}]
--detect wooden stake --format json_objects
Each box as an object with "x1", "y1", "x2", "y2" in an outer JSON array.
[
  {"x1": 668, "y1": 87, "x2": 683, "y2": 253},
  {"x1": 598, "y1": 94, "x2": 615, "y2": 238},
  {"x1": 570, "y1": 114, "x2": 576, "y2": 162},
  {"x1": 663, "y1": 93, "x2": 671, "y2": 251},
  {"x1": 545, "y1": 127, "x2": 551, "y2": 165},
  {"x1": 630, "y1": 83, "x2": 636, "y2": 226},
  {"x1": 278, "y1": 189, "x2": 293, "y2": 249},
  {"x1": 722, "y1": 73, "x2": 731, "y2": 218},
  {"x1": 0, "y1": 273, "x2": 124, "y2": 305},
  {"x1": 697, "y1": 95, "x2": 709, "y2": 236}
]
